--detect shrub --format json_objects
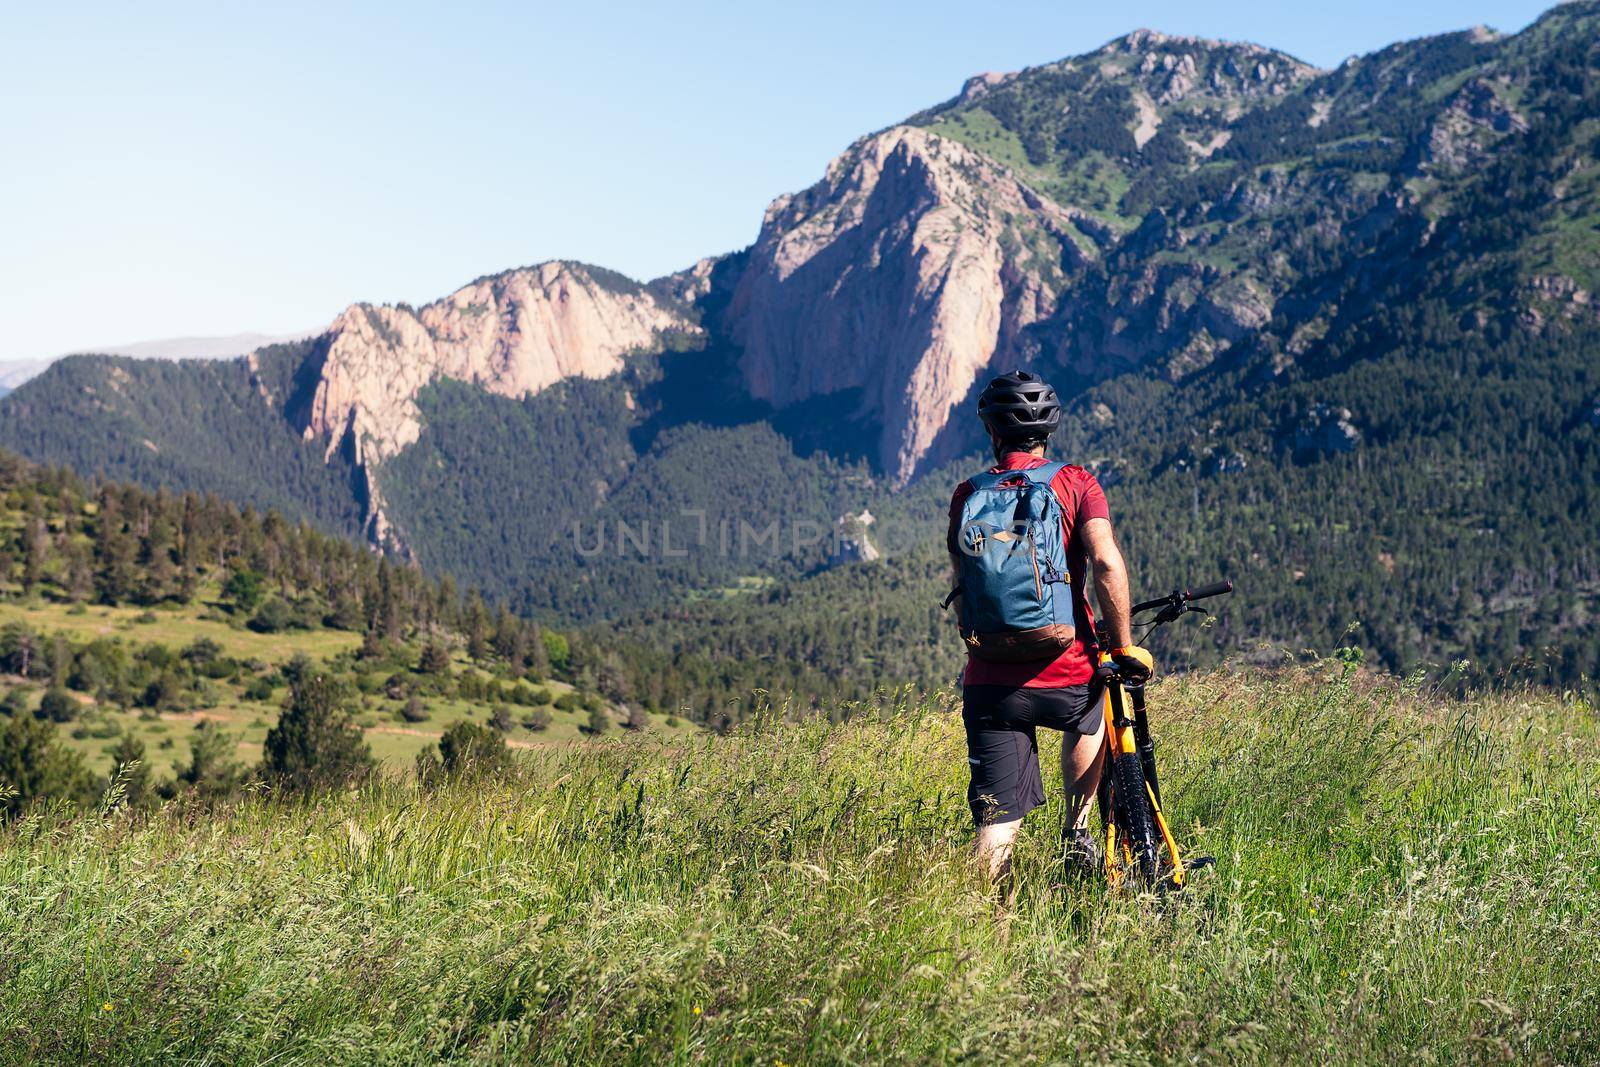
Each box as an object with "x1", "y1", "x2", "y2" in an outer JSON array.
[
  {"x1": 136, "y1": 643, "x2": 178, "y2": 672},
  {"x1": 171, "y1": 720, "x2": 244, "y2": 801},
  {"x1": 180, "y1": 638, "x2": 224, "y2": 667},
  {"x1": 223, "y1": 568, "x2": 264, "y2": 613},
  {"x1": 324, "y1": 598, "x2": 365, "y2": 632},
  {"x1": 0, "y1": 624, "x2": 41, "y2": 678},
  {"x1": 541, "y1": 631, "x2": 570, "y2": 672},
  {"x1": 37, "y1": 688, "x2": 78, "y2": 724},
  {"x1": 243, "y1": 676, "x2": 275, "y2": 701},
  {"x1": 415, "y1": 721, "x2": 510, "y2": 786},
  {"x1": 357, "y1": 629, "x2": 385, "y2": 661},
  {"x1": 585, "y1": 706, "x2": 611, "y2": 735},
  {"x1": 291, "y1": 598, "x2": 324, "y2": 630},
  {"x1": 139, "y1": 673, "x2": 184, "y2": 711},
  {"x1": 105, "y1": 731, "x2": 150, "y2": 807},
  {"x1": 248, "y1": 597, "x2": 294, "y2": 634},
  {"x1": 401, "y1": 696, "x2": 430, "y2": 723},
  {"x1": 69, "y1": 639, "x2": 127, "y2": 694},
  {"x1": 490, "y1": 705, "x2": 513, "y2": 732},
  {"x1": 418, "y1": 640, "x2": 452, "y2": 675},
  {"x1": 553, "y1": 692, "x2": 581, "y2": 712},
  {"x1": 523, "y1": 708, "x2": 552, "y2": 732},
  {"x1": 280, "y1": 653, "x2": 316, "y2": 687}
]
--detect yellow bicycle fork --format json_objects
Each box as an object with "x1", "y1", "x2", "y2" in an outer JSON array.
[{"x1": 1096, "y1": 669, "x2": 1189, "y2": 890}]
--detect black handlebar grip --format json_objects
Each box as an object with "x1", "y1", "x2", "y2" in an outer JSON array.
[{"x1": 1186, "y1": 580, "x2": 1233, "y2": 601}]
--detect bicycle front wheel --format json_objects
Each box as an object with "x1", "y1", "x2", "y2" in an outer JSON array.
[{"x1": 1111, "y1": 749, "x2": 1161, "y2": 884}]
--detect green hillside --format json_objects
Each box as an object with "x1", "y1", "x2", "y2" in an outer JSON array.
[
  {"x1": 3, "y1": 668, "x2": 1595, "y2": 1062},
  {"x1": 0, "y1": 345, "x2": 368, "y2": 537},
  {"x1": 0, "y1": 451, "x2": 677, "y2": 813},
  {"x1": 378, "y1": 373, "x2": 874, "y2": 619}
]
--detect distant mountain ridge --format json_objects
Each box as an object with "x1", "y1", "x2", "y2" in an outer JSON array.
[
  {"x1": 0, "y1": 329, "x2": 319, "y2": 393},
  {"x1": 87, "y1": 329, "x2": 320, "y2": 361},
  {"x1": 3, "y1": 3, "x2": 1599, "y2": 694}
]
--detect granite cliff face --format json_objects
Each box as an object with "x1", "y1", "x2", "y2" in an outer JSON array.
[
  {"x1": 725, "y1": 124, "x2": 1085, "y2": 483},
  {"x1": 296, "y1": 262, "x2": 695, "y2": 467},
  {"x1": 269, "y1": 262, "x2": 695, "y2": 548},
  {"x1": 713, "y1": 31, "x2": 1320, "y2": 481}
]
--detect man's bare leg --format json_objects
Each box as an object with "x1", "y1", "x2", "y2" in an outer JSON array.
[
  {"x1": 975, "y1": 817, "x2": 1023, "y2": 884},
  {"x1": 1064, "y1": 720, "x2": 1106, "y2": 831}
]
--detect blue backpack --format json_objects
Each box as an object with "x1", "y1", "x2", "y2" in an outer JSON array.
[{"x1": 945, "y1": 463, "x2": 1076, "y2": 661}]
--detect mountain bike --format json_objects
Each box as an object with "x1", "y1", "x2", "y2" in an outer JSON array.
[{"x1": 1094, "y1": 579, "x2": 1233, "y2": 890}]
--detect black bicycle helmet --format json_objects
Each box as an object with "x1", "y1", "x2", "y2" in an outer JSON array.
[{"x1": 977, "y1": 370, "x2": 1061, "y2": 442}]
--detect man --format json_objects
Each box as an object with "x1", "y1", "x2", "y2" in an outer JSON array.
[{"x1": 947, "y1": 370, "x2": 1153, "y2": 884}]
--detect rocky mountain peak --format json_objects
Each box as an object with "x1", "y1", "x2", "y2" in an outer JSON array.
[
  {"x1": 297, "y1": 261, "x2": 694, "y2": 468},
  {"x1": 726, "y1": 124, "x2": 1086, "y2": 484},
  {"x1": 1112, "y1": 28, "x2": 1216, "y2": 53},
  {"x1": 1093, "y1": 30, "x2": 1319, "y2": 102},
  {"x1": 956, "y1": 71, "x2": 1018, "y2": 103},
  {"x1": 278, "y1": 260, "x2": 696, "y2": 548}
]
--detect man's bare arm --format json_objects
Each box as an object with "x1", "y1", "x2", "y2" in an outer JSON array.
[{"x1": 1080, "y1": 516, "x2": 1132, "y2": 648}]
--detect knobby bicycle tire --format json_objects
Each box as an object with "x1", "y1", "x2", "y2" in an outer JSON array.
[{"x1": 1112, "y1": 749, "x2": 1161, "y2": 883}]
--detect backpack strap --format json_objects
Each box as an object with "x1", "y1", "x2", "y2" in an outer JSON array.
[
  {"x1": 1020, "y1": 461, "x2": 1067, "y2": 485},
  {"x1": 968, "y1": 461, "x2": 1067, "y2": 490}
]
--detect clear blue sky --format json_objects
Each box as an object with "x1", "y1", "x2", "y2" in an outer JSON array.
[{"x1": 0, "y1": 0, "x2": 1559, "y2": 361}]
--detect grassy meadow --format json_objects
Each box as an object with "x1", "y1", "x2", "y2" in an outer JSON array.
[
  {"x1": 0, "y1": 595, "x2": 690, "y2": 783},
  {"x1": 1, "y1": 664, "x2": 1596, "y2": 1064}
]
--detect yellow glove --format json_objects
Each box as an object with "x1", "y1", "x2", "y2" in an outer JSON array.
[{"x1": 1111, "y1": 645, "x2": 1155, "y2": 684}]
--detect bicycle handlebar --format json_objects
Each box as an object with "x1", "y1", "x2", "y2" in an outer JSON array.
[
  {"x1": 1186, "y1": 579, "x2": 1234, "y2": 602},
  {"x1": 1132, "y1": 579, "x2": 1233, "y2": 616}
]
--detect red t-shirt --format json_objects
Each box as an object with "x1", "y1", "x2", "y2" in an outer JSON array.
[{"x1": 947, "y1": 452, "x2": 1110, "y2": 687}]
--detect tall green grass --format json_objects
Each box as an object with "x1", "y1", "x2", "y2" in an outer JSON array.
[{"x1": 1, "y1": 667, "x2": 1596, "y2": 1064}]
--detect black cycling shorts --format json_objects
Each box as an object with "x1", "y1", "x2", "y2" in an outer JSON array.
[{"x1": 963, "y1": 683, "x2": 1102, "y2": 826}]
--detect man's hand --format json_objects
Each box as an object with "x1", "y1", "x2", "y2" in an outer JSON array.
[{"x1": 1111, "y1": 645, "x2": 1155, "y2": 684}]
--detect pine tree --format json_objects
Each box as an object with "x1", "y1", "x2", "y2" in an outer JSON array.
[
  {"x1": 92, "y1": 490, "x2": 140, "y2": 604},
  {"x1": 465, "y1": 590, "x2": 490, "y2": 663},
  {"x1": 0, "y1": 714, "x2": 94, "y2": 816},
  {"x1": 20, "y1": 516, "x2": 47, "y2": 595},
  {"x1": 107, "y1": 731, "x2": 150, "y2": 807},
  {"x1": 260, "y1": 672, "x2": 374, "y2": 795},
  {"x1": 173, "y1": 721, "x2": 245, "y2": 802}
]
